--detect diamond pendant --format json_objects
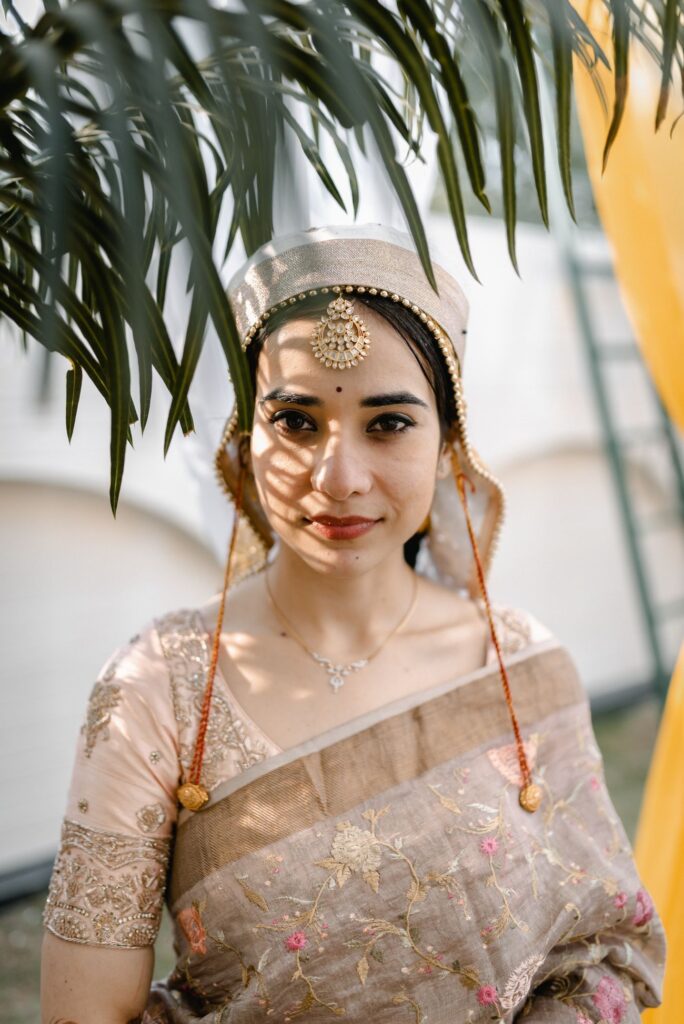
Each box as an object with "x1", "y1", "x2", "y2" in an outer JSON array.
[{"x1": 311, "y1": 653, "x2": 369, "y2": 692}]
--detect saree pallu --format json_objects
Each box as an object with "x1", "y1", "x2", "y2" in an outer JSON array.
[{"x1": 145, "y1": 638, "x2": 665, "y2": 1022}]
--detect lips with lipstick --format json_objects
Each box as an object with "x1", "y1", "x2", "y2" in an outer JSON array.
[{"x1": 305, "y1": 514, "x2": 380, "y2": 540}]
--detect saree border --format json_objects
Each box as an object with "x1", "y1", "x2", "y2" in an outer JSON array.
[
  {"x1": 179, "y1": 637, "x2": 559, "y2": 821},
  {"x1": 170, "y1": 641, "x2": 582, "y2": 903}
]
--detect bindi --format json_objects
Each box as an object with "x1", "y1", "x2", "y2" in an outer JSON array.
[{"x1": 336, "y1": 386, "x2": 343, "y2": 392}]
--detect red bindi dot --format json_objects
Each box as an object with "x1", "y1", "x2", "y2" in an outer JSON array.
[{"x1": 336, "y1": 386, "x2": 343, "y2": 392}]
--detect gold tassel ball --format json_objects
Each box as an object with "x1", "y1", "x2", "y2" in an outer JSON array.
[
  {"x1": 519, "y1": 783, "x2": 543, "y2": 813},
  {"x1": 177, "y1": 782, "x2": 209, "y2": 811}
]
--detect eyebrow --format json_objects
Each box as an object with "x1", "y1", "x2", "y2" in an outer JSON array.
[
  {"x1": 259, "y1": 388, "x2": 320, "y2": 407},
  {"x1": 361, "y1": 391, "x2": 429, "y2": 410},
  {"x1": 259, "y1": 388, "x2": 429, "y2": 409}
]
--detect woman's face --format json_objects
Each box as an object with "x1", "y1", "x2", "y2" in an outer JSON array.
[{"x1": 250, "y1": 303, "x2": 449, "y2": 577}]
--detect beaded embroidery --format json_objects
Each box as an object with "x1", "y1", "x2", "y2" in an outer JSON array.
[
  {"x1": 154, "y1": 608, "x2": 275, "y2": 791},
  {"x1": 81, "y1": 679, "x2": 122, "y2": 758},
  {"x1": 136, "y1": 802, "x2": 167, "y2": 834},
  {"x1": 43, "y1": 820, "x2": 170, "y2": 948}
]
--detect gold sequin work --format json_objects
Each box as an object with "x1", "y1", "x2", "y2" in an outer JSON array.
[
  {"x1": 136, "y1": 802, "x2": 167, "y2": 834},
  {"x1": 42, "y1": 820, "x2": 170, "y2": 948},
  {"x1": 154, "y1": 608, "x2": 276, "y2": 792},
  {"x1": 81, "y1": 678, "x2": 122, "y2": 758}
]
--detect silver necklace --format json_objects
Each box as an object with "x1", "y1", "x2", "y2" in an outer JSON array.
[{"x1": 265, "y1": 571, "x2": 419, "y2": 693}]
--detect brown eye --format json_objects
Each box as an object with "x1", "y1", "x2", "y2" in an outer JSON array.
[
  {"x1": 270, "y1": 410, "x2": 316, "y2": 433},
  {"x1": 367, "y1": 413, "x2": 415, "y2": 433}
]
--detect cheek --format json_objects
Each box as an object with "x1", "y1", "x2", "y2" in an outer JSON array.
[
  {"x1": 377, "y1": 440, "x2": 440, "y2": 503},
  {"x1": 250, "y1": 423, "x2": 311, "y2": 508}
]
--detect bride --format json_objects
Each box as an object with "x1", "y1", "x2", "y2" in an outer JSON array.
[{"x1": 41, "y1": 224, "x2": 664, "y2": 1023}]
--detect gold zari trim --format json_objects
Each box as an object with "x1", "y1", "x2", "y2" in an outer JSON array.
[
  {"x1": 43, "y1": 819, "x2": 171, "y2": 949},
  {"x1": 155, "y1": 608, "x2": 273, "y2": 791}
]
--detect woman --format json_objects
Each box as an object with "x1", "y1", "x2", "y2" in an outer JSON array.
[{"x1": 41, "y1": 225, "x2": 665, "y2": 1022}]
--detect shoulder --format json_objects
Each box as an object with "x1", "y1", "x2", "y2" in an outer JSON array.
[
  {"x1": 414, "y1": 574, "x2": 554, "y2": 654},
  {"x1": 480, "y1": 601, "x2": 555, "y2": 662},
  {"x1": 91, "y1": 604, "x2": 211, "y2": 702},
  {"x1": 479, "y1": 602, "x2": 589, "y2": 716},
  {"x1": 76, "y1": 603, "x2": 214, "y2": 782}
]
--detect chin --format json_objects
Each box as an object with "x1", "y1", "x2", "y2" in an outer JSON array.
[{"x1": 279, "y1": 533, "x2": 389, "y2": 578}]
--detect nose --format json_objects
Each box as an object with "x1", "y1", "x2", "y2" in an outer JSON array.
[{"x1": 310, "y1": 431, "x2": 373, "y2": 502}]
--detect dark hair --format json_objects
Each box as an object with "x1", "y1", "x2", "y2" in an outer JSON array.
[{"x1": 246, "y1": 291, "x2": 458, "y2": 566}]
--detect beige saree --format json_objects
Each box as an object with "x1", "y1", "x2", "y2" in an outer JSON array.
[{"x1": 44, "y1": 604, "x2": 665, "y2": 1022}]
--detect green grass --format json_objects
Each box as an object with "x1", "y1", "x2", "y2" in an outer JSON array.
[
  {"x1": 0, "y1": 698, "x2": 661, "y2": 1024},
  {"x1": 592, "y1": 696, "x2": 660, "y2": 840}
]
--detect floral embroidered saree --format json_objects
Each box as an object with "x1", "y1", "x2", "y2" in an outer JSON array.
[{"x1": 44, "y1": 604, "x2": 665, "y2": 1022}]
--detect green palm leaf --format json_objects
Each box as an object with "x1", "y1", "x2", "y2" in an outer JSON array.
[
  {"x1": 655, "y1": 0, "x2": 680, "y2": 130},
  {"x1": 65, "y1": 360, "x2": 82, "y2": 441},
  {"x1": 461, "y1": 0, "x2": 519, "y2": 272},
  {"x1": 548, "y1": 0, "x2": 576, "y2": 222},
  {"x1": 602, "y1": 0, "x2": 630, "y2": 171},
  {"x1": 498, "y1": 0, "x2": 548, "y2": 227},
  {"x1": 398, "y1": 0, "x2": 490, "y2": 212}
]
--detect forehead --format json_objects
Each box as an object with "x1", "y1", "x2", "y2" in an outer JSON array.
[{"x1": 255, "y1": 303, "x2": 435, "y2": 398}]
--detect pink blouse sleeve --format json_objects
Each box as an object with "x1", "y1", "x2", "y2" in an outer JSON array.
[{"x1": 42, "y1": 620, "x2": 180, "y2": 949}]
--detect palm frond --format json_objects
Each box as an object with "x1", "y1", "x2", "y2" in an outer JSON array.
[{"x1": 0, "y1": 0, "x2": 681, "y2": 510}]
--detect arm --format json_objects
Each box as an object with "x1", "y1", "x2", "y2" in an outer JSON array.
[
  {"x1": 40, "y1": 622, "x2": 179, "y2": 1022},
  {"x1": 41, "y1": 930, "x2": 153, "y2": 1024}
]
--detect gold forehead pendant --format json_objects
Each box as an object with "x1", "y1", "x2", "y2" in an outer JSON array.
[{"x1": 311, "y1": 296, "x2": 371, "y2": 369}]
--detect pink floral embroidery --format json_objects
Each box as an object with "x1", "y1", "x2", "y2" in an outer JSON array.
[
  {"x1": 178, "y1": 905, "x2": 207, "y2": 955},
  {"x1": 592, "y1": 975, "x2": 626, "y2": 1023},
  {"x1": 575, "y1": 1014, "x2": 592, "y2": 1024},
  {"x1": 487, "y1": 736, "x2": 538, "y2": 785},
  {"x1": 633, "y1": 888, "x2": 654, "y2": 926},
  {"x1": 284, "y1": 930, "x2": 308, "y2": 951},
  {"x1": 614, "y1": 891, "x2": 627, "y2": 909},
  {"x1": 479, "y1": 837, "x2": 499, "y2": 856},
  {"x1": 589, "y1": 775, "x2": 601, "y2": 791},
  {"x1": 476, "y1": 984, "x2": 498, "y2": 1006}
]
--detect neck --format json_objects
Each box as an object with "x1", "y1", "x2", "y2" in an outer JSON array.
[{"x1": 265, "y1": 547, "x2": 418, "y2": 661}]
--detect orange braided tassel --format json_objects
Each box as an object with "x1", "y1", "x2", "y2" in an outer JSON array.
[
  {"x1": 177, "y1": 438, "x2": 249, "y2": 812},
  {"x1": 451, "y1": 449, "x2": 542, "y2": 813}
]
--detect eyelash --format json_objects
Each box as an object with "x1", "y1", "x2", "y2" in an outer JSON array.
[{"x1": 269, "y1": 410, "x2": 415, "y2": 436}]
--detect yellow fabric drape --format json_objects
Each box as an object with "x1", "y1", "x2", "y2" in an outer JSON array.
[
  {"x1": 634, "y1": 645, "x2": 684, "y2": 1021},
  {"x1": 572, "y1": 2, "x2": 684, "y2": 429},
  {"x1": 573, "y1": 5, "x2": 684, "y2": 1018}
]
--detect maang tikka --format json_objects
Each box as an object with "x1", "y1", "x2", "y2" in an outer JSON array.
[{"x1": 311, "y1": 295, "x2": 371, "y2": 368}]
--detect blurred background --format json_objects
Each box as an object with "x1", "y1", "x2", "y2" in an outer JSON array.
[{"x1": 1, "y1": 2, "x2": 683, "y2": 1021}]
